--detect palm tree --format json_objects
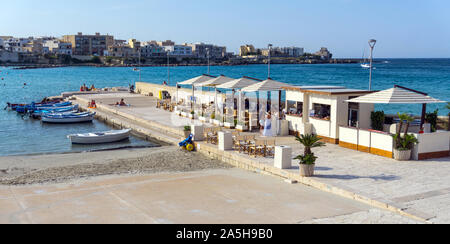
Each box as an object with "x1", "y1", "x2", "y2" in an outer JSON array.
[
  {"x1": 446, "y1": 102, "x2": 450, "y2": 131},
  {"x1": 295, "y1": 134, "x2": 326, "y2": 165},
  {"x1": 394, "y1": 113, "x2": 418, "y2": 151}
]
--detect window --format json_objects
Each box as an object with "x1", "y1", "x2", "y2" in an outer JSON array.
[
  {"x1": 286, "y1": 101, "x2": 303, "y2": 116},
  {"x1": 312, "y1": 104, "x2": 331, "y2": 120}
]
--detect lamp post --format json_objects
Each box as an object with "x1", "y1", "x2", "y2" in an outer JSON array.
[
  {"x1": 268, "y1": 44, "x2": 273, "y2": 79},
  {"x1": 167, "y1": 50, "x2": 170, "y2": 86},
  {"x1": 138, "y1": 47, "x2": 142, "y2": 82},
  {"x1": 368, "y1": 39, "x2": 377, "y2": 91},
  {"x1": 206, "y1": 48, "x2": 210, "y2": 75}
]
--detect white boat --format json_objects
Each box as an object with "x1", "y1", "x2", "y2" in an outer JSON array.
[
  {"x1": 361, "y1": 63, "x2": 371, "y2": 69},
  {"x1": 42, "y1": 112, "x2": 95, "y2": 123},
  {"x1": 67, "y1": 129, "x2": 132, "y2": 144}
]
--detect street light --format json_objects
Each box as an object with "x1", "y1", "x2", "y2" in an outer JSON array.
[
  {"x1": 167, "y1": 50, "x2": 170, "y2": 86},
  {"x1": 206, "y1": 48, "x2": 210, "y2": 75},
  {"x1": 368, "y1": 39, "x2": 377, "y2": 91},
  {"x1": 268, "y1": 44, "x2": 273, "y2": 79},
  {"x1": 138, "y1": 47, "x2": 141, "y2": 82}
]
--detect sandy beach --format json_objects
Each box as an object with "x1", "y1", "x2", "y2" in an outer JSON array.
[{"x1": 0, "y1": 146, "x2": 232, "y2": 185}]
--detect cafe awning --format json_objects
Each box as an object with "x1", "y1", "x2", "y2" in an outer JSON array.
[
  {"x1": 178, "y1": 74, "x2": 216, "y2": 85},
  {"x1": 240, "y1": 78, "x2": 292, "y2": 92},
  {"x1": 177, "y1": 74, "x2": 216, "y2": 110},
  {"x1": 346, "y1": 87, "x2": 445, "y2": 104},
  {"x1": 216, "y1": 76, "x2": 260, "y2": 90},
  {"x1": 193, "y1": 75, "x2": 235, "y2": 87},
  {"x1": 347, "y1": 85, "x2": 446, "y2": 128}
]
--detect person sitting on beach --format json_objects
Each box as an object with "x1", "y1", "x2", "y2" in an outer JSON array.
[
  {"x1": 162, "y1": 81, "x2": 168, "y2": 86},
  {"x1": 90, "y1": 85, "x2": 96, "y2": 91},
  {"x1": 116, "y1": 99, "x2": 127, "y2": 106}
]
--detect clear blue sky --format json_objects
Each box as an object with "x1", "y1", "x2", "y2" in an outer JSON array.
[{"x1": 1, "y1": 0, "x2": 449, "y2": 58}]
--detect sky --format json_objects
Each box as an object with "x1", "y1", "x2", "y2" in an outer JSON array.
[{"x1": 1, "y1": 0, "x2": 449, "y2": 58}]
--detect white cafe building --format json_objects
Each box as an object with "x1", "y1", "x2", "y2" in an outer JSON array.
[{"x1": 283, "y1": 86, "x2": 374, "y2": 144}]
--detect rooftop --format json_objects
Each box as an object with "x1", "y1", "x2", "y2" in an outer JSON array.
[{"x1": 284, "y1": 85, "x2": 374, "y2": 95}]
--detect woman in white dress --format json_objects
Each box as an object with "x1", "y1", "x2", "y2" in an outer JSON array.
[{"x1": 263, "y1": 112, "x2": 273, "y2": 137}]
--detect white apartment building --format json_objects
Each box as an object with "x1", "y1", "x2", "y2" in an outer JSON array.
[
  {"x1": 164, "y1": 45, "x2": 193, "y2": 56},
  {"x1": 3, "y1": 37, "x2": 32, "y2": 52},
  {"x1": 43, "y1": 40, "x2": 73, "y2": 55}
]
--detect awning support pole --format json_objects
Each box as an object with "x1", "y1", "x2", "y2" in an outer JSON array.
[{"x1": 421, "y1": 103, "x2": 427, "y2": 129}]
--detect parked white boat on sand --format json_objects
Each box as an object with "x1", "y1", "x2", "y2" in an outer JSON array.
[{"x1": 67, "y1": 129, "x2": 132, "y2": 144}]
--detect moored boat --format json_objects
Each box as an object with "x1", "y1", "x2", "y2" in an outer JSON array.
[
  {"x1": 67, "y1": 129, "x2": 132, "y2": 144},
  {"x1": 42, "y1": 112, "x2": 96, "y2": 124}
]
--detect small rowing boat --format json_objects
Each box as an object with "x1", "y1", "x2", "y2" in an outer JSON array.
[
  {"x1": 42, "y1": 112, "x2": 96, "y2": 124},
  {"x1": 67, "y1": 129, "x2": 131, "y2": 144}
]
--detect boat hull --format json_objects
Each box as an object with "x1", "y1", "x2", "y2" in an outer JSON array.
[
  {"x1": 68, "y1": 129, "x2": 131, "y2": 144},
  {"x1": 42, "y1": 113, "x2": 95, "y2": 124}
]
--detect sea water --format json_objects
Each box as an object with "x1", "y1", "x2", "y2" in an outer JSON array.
[{"x1": 0, "y1": 59, "x2": 449, "y2": 156}]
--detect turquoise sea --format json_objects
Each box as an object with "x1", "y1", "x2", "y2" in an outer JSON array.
[{"x1": 1, "y1": 59, "x2": 449, "y2": 156}]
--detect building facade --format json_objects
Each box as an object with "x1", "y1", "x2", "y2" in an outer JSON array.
[
  {"x1": 187, "y1": 43, "x2": 226, "y2": 59},
  {"x1": 43, "y1": 40, "x2": 73, "y2": 55},
  {"x1": 239, "y1": 44, "x2": 257, "y2": 56},
  {"x1": 261, "y1": 46, "x2": 305, "y2": 57},
  {"x1": 107, "y1": 44, "x2": 137, "y2": 58},
  {"x1": 63, "y1": 32, "x2": 114, "y2": 56},
  {"x1": 140, "y1": 43, "x2": 166, "y2": 57},
  {"x1": 3, "y1": 37, "x2": 32, "y2": 53},
  {"x1": 164, "y1": 45, "x2": 193, "y2": 56},
  {"x1": 157, "y1": 40, "x2": 175, "y2": 47},
  {"x1": 315, "y1": 47, "x2": 333, "y2": 60},
  {"x1": 22, "y1": 40, "x2": 43, "y2": 54}
]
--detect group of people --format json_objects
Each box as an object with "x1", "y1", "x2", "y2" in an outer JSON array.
[{"x1": 80, "y1": 83, "x2": 96, "y2": 92}]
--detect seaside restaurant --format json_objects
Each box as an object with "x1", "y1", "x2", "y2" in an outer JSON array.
[
  {"x1": 283, "y1": 86, "x2": 374, "y2": 144},
  {"x1": 283, "y1": 85, "x2": 450, "y2": 160}
]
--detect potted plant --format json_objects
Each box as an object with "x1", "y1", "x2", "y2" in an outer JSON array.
[
  {"x1": 294, "y1": 134, "x2": 326, "y2": 177},
  {"x1": 213, "y1": 114, "x2": 223, "y2": 126},
  {"x1": 183, "y1": 125, "x2": 192, "y2": 138},
  {"x1": 189, "y1": 110, "x2": 196, "y2": 119},
  {"x1": 236, "y1": 121, "x2": 248, "y2": 132},
  {"x1": 371, "y1": 111, "x2": 385, "y2": 131},
  {"x1": 210, "y1": 112, "x2": 216, "y2": 124},
  {"x1": 199, "y1": 110, "x2": 207, "y2": 122},
  {"x1": 425, "y1": 109, "x2": 439, "y2": 132},
  {"x1": 392, "y1": 113, "x2": 419, "y2": 161},
  {"x1": 223, "y1": 118, "x2": 236, "y2": 129}
]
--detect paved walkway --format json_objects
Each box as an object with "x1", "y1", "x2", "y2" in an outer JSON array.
[
  {"x1": 73, "y1": 92, "x2": 450, "y2": 223},
  {"x1": 0, "y1": 169, "x2": 421, "y2": 224}
]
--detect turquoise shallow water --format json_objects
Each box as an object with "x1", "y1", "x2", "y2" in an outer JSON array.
[{"x1": 1, "y1": 59, "x2": 449, "y2": 156}]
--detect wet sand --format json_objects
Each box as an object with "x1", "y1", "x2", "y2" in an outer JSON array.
[{"x1": 0, "y1": 147, "x2": 232, "y2": 185}]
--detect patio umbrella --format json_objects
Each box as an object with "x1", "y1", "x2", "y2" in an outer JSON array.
[
  {"x1": 217, "y1": 77, "x2": 261, "y2": 123},
  {"x1": 178, "y1": 74, "x2": 216, "y2": 110},
  {"x1": 347, "y1": 85, "x2": 446, "y2": 127},
  {"x1": 194, "y1": 75, "x2": 235, "y2": 114},
  {"x1": 240, "y1": 78, "x2": 292, "y2": 122}
]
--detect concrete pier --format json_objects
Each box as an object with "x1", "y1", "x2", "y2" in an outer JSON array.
[{"x1": 66, "y1": 90, "x2": 449, "y2": 223}]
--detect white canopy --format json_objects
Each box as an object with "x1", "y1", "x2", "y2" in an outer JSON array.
[
  {"x1": 347, "y1": 87, "x2": 446, "y2": 104},
  {"x1": 178, "y1": 74, "x2": 216, "y2": 85},
  {"x1": 240, "y1": 78, "x2": 291, "y2": 92},
  {"x1": 216, "y1": 77, "x2": 260, "y2": 90},
  {"x1": 194, "y1": 75, "x2": 235, "y2": 87}
]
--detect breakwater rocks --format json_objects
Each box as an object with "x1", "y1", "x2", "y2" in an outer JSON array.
[{"x1": 4, "y1": 59, "x2": 362, "y2": 69}]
